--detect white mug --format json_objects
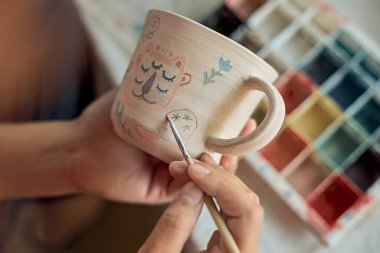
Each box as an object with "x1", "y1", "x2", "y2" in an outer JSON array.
[{"x1": 111, "y1": 9, "x2": 285, "y2": 163}]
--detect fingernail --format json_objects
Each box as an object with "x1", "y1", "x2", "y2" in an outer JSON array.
[
  {"x1": 189, "y1": 163, "x2": 210, "y2": 176},
  {"x1": 169, "y1": 161, "x2": 188, "y2": 173},
  {"x1": 177, "y1": 182, "x2": 203, "y2": 205}
]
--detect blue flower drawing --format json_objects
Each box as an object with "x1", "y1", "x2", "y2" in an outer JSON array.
[
  {"x1": 203, "y1": 56, "x2": 233, "y2": 85},
  {"x1": 219, "y1": 57, "x2": 232, "y2": 72}
]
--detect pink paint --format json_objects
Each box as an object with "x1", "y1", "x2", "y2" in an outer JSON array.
[
  {"x1": 259, "y1": 127, "x2": 308, "y2": 171},
  {"x1": 287, "y1": 156, "x2": 331, "y2": 197},
  {"x1": 135, "y1": 125, "x2": 160, "y2": 141},
  {"x1": 276, "y1": 71, "x2": 316, "y2": 114},
  {"x1": 307, "y1": 174, "x2": 363, "y2": 227}
]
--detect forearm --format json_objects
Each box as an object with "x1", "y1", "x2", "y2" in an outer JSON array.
[{"x1": 0, "y1": 120, "x2": 79, "y2": 199}]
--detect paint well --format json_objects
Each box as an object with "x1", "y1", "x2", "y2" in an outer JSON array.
[
  {"x1": 256, "y1": 5, "x2": 293, "y2": 40},
  {"x1": 259, "y1": 127, "x2": 308, "y2": 172},
  {"x1": 344, "y1": 149, "x2": 380, "y2": 191},
  {"x1": 328, "y1": 72, "x2": 368, "y2": 110},
  {"x1": 279, "y1": 27, "x2": 317, "y2": 66},
  {"x1": 308, "y1": 175, "x2": 363, "y2": 226},
  {"x1": 359, "y1": 55, "x2": 380, "y2": 82},
  {"x1": 276, "y1": 71, "x2": 316, "y2": 114},
  {"x1": 334, "y1": 31, "x2": 361, "y2": 58},
  {"x1": 237, "y1": 28, "x2": 264, "y2": 53},
  {"x1": 288, "y1": 94, "x2": 341, "y2": 141},
  {"x1": 316, "y1": 123, "x2": 364, "y2": 168},
  {"x1": 288, "y1": 0, "x2": 313, "y2": 11},
  {"x1": 310, "y1": 9, "x2": 338, "y2": 36},
  {"x1": 287, "y1": 155, "x2": 332, "y2": 197},
  {"x1": 302, "y1": 48, "x2": 343, "y2": 85},
  {"x1": 353, "y1": 95, "x2": 380, "y2": 134},
  {"x1": 263, "y1": 52, "x2": 288, "y2": 75}
]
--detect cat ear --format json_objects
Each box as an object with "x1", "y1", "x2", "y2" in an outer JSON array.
[
  {"x1": 171, "y1": 57, "x2": 185, "y2": 70},
  {"x1": 180, "y1": 73, "x2": 191, "y2": 86}
]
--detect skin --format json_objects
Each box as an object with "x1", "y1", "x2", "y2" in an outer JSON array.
[
  {"x1": 139, "y1": 154, "x2": 264, "y2": 253},
  {"x1": 225, "y1": 0, "x2": 266, "y2": 20}
]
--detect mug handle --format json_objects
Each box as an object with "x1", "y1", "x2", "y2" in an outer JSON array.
[{"x1": 206, "y1": 76, "x2": 285, "y2": 155}]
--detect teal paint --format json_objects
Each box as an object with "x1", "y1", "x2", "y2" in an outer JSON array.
[
  {"x1": 353, "y1": 96, "x2": 380, "y2": 134},
  {"x1": 328, "y1": 72, "x2": 367, "y2": 109},
  {"x1": 317, "y1": 123, "x2": 363, "y2": 168}
]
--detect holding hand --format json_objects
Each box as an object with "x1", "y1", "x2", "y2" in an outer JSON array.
[
  {"x1": 70, "y1": 88, "x2": 256, "y2": 204},
  {"x1": 139, "y1": 154, "x2": 264, "y2": 253}
]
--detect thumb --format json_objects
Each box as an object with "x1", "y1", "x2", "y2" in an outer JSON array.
[{"x1": 138, "y1": 182, "x2": 204, "y2": 253}]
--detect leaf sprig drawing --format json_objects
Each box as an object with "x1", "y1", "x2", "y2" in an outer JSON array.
[
  {"x1": 114, "y1": 101, "x2": 133, "y2": 139},
  {"x1": 203, "y1": 57, "x2": 233, "y2": 85}
]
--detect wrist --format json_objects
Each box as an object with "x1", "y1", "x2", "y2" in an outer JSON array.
[{"x1": 57, "y1": 119, "x2": 84, "y2": 195}]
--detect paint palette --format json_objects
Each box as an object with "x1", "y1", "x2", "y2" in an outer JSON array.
[{"x1": 231, "y1": 0, "x2": 380, "y2": 245}]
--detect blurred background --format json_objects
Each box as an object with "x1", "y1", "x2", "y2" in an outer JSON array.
[{"x1": 1, "y1": 0, "x2": 379, "y2": 252}]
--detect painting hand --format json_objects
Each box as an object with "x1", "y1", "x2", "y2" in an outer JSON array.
[
  {"x1": 138, "y1": 182, "x2": 204, "y2": 253},
  {"x1": 142, "y1": 153, "x2": 263, "y2": 253}
]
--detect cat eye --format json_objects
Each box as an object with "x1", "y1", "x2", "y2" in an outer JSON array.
[
  {"x1": 141, "y1": 64, "x2": 150, "y2": 73},
  {"x1": 152, "y1": 61, "x2": 163, "y2": 70},
  {"x1": 134, "y1": 77, "x2": 143, "y2": 85},
  {"x1": 156, "y1": 84, "x2": 169, "y2": 94},
  {"x1": 162, "y1": 70, "x2": 176, "y2": 82}
]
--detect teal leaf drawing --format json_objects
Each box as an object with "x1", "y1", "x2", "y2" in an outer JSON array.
[{"x1": 203, "y1": 71, "x2": 208, "y2": 85}]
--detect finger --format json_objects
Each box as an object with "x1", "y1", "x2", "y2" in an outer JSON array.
[
  {"x1": 188, "y1": 154, "x2": 263, "y2": 253},
  {"x1": 219, "y1": 154, "x2": 238, "y2": 173},
  {"x1": 240, "y1": 118, "x2": 257, "y2": 136},
  {"x1": 191, "y1": 155, "x2": 257, "y2": 215},
  {"x1": 220, "y1": 119, "x2": 257, "y2": 173},
  {"x1": 139, "y1": 182, "x2": 204, "y2": 253},
  {"x1": 206, "y1": 230, "x2": 221, "y2": 252},
  {"x1": 168, "y1": 161, "x2": 191, "y2": 184},
  {"x1": 199, "y1": 154, "x2": 217, "y2": 164}
]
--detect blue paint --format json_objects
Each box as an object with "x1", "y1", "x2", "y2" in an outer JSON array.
[
  {"x1": 284, "y1": 190, "x2": 292, "y2": 199},
  {"x1": 328, "y1": 72, "x2": 367, "y2": 109},
  {"x1": 353, "y1": 96, "x2": 380, "y2": 134},
  {"x1": 344, "y1": 211, "x2": 354, "y2": 220},
  {"x1": 258, "y1": 164, "x2": 267, "y2": 172},
  {"x1": 302, "y1": 48, "x2": 343, "y2": 85},
  {"x1": 134, "y1": 22, "x2": 144, "y2": 33}
]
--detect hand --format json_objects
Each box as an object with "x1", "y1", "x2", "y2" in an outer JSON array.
[
  {"x1": 68, "y1": 89, "x2": 256, "y2": 204},
  {"x1": 139, "y1": 153, "x2": 264, "y2": 253}
]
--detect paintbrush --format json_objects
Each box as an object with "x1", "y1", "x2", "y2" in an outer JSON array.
[{"x1": 167, "y1": 116, "x2": 241, "y2": 253}]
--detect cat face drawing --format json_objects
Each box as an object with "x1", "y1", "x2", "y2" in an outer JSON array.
[{"x1": 125, "y1": 43, "x2": 192, "y2": 111}]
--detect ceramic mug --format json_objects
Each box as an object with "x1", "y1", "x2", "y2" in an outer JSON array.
[{"x1": 111, "y1": 9, "x2": 285, "y2": 163}]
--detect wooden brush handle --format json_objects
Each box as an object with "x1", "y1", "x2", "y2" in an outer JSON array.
[{"x1": 186, "y1": 157, "x2": 240, "y2": 253}]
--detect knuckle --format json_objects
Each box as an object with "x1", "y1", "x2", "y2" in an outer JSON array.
[
  {"x1": 246, "y1": 188, "x2": 260, "y2": 205},
  {"x1": 248, "y1": 204, "x2": 264, "y2": 224},
  {"x1": 241, "y1": 189, "x2": 264, "y2": 223}
]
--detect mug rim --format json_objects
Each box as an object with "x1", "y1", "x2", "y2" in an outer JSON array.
[{"x1": 148, "y1": 9, "x2": 278, "y2": 80}]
